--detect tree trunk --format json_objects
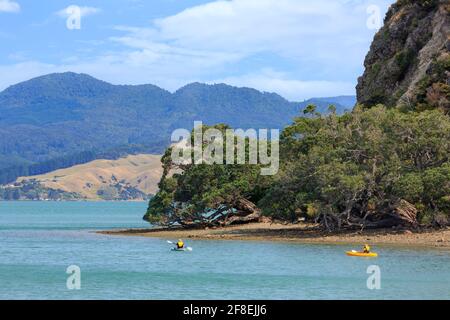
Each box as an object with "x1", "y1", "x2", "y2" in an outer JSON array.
[
  {"x1": 318, "y1": 199, "x2": 418, "y2": 231},
  {"x1": 222, "y1": 212, "x2": 261, "y2": 226},
  {"x1": 220, "y1": 198, "x2": 261, "y2": 226}
]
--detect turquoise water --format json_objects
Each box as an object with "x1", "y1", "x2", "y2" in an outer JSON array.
[{"x1": 0, "y1": 201, "x2": 449, "y2": 300}]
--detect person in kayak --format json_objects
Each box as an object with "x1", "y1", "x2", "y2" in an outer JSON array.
[
  {"x1": 176, "y1": 239, "x2": 184, "y2": 249},
  {"x1": 363, "y1": 244, "x2": 371, "y2": 253}
]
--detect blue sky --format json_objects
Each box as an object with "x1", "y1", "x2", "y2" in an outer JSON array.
[{"x1": 0, "y1": 0, "x2": 394, "y2": 100}]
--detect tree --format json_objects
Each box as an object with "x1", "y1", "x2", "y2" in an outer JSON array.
[
  {"x1": 261, "y1": 105, "x2": 450, "y2": 230},
  {"x1": 147, "y1": 105, "x2": 450, "y2": 231},
  {"x1": 144, "y1": 124, "x2": 272, "y2": 228}
]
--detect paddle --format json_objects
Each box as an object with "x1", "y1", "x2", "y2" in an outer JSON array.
[{"x1": 167, "y1": 240, "x2": 193, "y2": 251}]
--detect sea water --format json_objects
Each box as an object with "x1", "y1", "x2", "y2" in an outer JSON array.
[{"x1": 0, "y1": 201, "x2": 449, "y2": 300}]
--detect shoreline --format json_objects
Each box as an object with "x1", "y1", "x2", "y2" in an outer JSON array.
[{"x1": 98, "y1": 222, "x2": 450, "y2": 249}]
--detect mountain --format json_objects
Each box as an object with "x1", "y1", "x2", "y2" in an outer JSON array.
[
  {"x1": 0, "y1": 72, "x2": 354, "y2": 184},
  {"x1": 357, "y1": 0, "x2": 449, "y2": 110}
]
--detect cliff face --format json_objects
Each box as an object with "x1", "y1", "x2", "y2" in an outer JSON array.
[{"x1": 357, "y1": 0, "x2": 450, "y2": 112}]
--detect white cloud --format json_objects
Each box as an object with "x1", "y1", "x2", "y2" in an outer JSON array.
[
  {"x1": 0, "y1": 62, "x2": 56, "y2": 90},
  {"x1": 0, "y1": 0, "x2": 20, "y2": 13},
  {"x1": 56, "y1": 6, "x2": 101, "y2": 18},
  {"x1": 94, "y1": 0, "x2": 392, "y2": 99},
  {"x1": 122, "y1": 0, "x2": 391, "y2": 61},
  {"x1": 107, "y1": 0, "x2": 392, "y2": 88},
  {"x1": 0, "y1": 0, "x2": 395, "y2": 100},
  {"x1": 154, "y1": 0, "x2": 350, "y2": 52},
  {"x1": 8, "y1": 51, "x2": 28, "y2": 61},
  {"x1": 212, "y1": 69, "x2": 356, "y2": 101}
]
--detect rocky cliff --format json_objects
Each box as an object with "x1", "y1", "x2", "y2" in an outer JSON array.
[{"x1": 357, "y1": 0, "x2": 450, "y2": 112}]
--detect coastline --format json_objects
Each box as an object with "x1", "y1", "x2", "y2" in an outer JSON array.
[{"x1": 98, "y1": 222, "x2": 450, "y2": 249}]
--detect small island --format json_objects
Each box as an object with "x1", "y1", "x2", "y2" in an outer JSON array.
[{"x1": 105, "y1": 0, "x2": 450, "y2": 247}]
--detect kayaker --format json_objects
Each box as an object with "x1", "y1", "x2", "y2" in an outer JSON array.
[
  {"x1": 363, "y1": 244, "x2": 371, "y2": 253},
  {"x1": 176, "y1": 239, "x2": 184, "y2": 249}
]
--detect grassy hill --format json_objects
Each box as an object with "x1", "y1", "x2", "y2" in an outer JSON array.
[{"x1": 14, "y1": 154, "x2": 163, "y2": 200}]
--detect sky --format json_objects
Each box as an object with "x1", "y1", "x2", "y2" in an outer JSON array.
[{"x1": 0, "y1": 0, "x2": 394, "y2": 101}]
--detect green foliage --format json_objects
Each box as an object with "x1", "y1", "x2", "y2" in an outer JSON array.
[
  {"x1": 148, "y1": 104, "x2": 450, "y2": 229},
  {"x1": 394, "y1": 49, "x2": 416, "y2": 81},
  {"x1": 395, "y1": 0, "x2": 438, "y2": 11},
  {"x1": 303, "y1": 104, "x2": 317, "y2": 115},
  {"x1": 261, "y1": 105, "x2": 450, "y2": 227},
  {"x1": 393, "y1": 173, "x2": 424, "y2": 202},
  {"x1": 415, "y1": 54, "x2": 450, "y2": 112},
  {"x1": 145, "y1": 124, "x2": 273, "y2": 226}
]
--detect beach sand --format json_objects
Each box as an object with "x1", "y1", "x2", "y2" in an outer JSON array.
[{"x1": 98, "y1": 222, "x2": 450, "y2": 248}]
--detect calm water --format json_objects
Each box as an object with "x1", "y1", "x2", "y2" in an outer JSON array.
[{"x1": 0, "y1": 201, "x2": 449, "y2": 300}]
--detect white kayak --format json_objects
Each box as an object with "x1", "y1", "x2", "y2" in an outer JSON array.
[
  {"x1": 171, "y1": 247, "x2": 193, "y2": 252},
  {"x1": 167, "y1": 240, "x2": 192, "y2": 252}
]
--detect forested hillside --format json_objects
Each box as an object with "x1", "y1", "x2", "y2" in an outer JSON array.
[{"x1": 0, "y1": 73, "x2": 354, "y2": 184}]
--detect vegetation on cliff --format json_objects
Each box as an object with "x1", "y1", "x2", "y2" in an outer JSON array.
[{"x1": 357, "y1": 0, "x2": 449, "y2": 112}]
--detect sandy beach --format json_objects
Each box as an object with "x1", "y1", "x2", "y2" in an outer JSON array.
[{"x1": 99, "y1": 222, "x2": 450, "y2": 248}]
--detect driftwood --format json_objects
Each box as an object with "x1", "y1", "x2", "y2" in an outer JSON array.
[
  {"x1": 172, "y1": 198, "x2": 261, "y2": 228},
  {"x1": 235, "y1": 198, "x2": 261, "y2": 215},
  {"x1": 221, "y1": 212, "x2": 261, "y2": 226},
  {"x1": 388, "y1": 199, "x2": 418, "y2": 226},
  {"x1": 367, "y1": 199, "x2": 418, "y2": 228},
  {"x1": 220, "y1": 198, "x2": 261, "y2": 226}
]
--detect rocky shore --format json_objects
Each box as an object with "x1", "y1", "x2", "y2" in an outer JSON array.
[{"x1": 98, "y1": 222, "x2": 450, "y2": 249}]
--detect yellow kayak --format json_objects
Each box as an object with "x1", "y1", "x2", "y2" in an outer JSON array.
[{"x1": 346, "y1": 251, "x2": 378, "y2": 257}]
